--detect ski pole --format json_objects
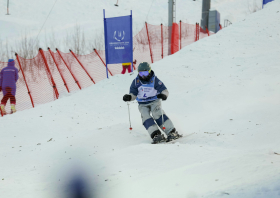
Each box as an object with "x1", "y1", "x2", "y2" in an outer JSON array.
[
  {"x1": 161, "y1": 99, "x2": 166, "y2": 131},
  {"x1": 127, "y1": 102, "x2": 132, "y2": 130}
]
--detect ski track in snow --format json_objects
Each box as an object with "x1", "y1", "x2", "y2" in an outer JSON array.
[{"x1": 1, "y1": 0, "x2": 280, "y2": 198}]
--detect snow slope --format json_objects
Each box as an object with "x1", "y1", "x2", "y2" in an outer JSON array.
[
  {"x1": 0, "y1": 0, "x2": 261, "y2": 53},
  {"x1": 1, "y1": 0, "x2": 280, "y2": 198}
]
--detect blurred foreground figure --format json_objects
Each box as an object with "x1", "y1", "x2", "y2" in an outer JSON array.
[
  {"x1": 0, "y1": 59, "x2": 18, "y2": 115},
  {"x1": 66, "y1": 176, "x2": 92, "y2": 198}
]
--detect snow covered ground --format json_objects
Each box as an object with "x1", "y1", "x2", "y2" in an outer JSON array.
[
  {"x1": 0, "y1": 0, "x2": 263, "y2": 54},
  {"x1": 1, "y1": 0, "x2": 280, "y2": 198}
]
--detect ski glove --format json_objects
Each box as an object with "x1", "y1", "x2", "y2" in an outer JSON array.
[
  {"x1": 123, "y1": 94, "x2": 132, "y2": 102},
  {"x1": 157, "y1": 94, "x2": 167, "y2": 101}
]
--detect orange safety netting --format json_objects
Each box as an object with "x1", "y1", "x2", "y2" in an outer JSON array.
[{"x1": 0, "y1": 22, "x2": 216, "y2": 116}]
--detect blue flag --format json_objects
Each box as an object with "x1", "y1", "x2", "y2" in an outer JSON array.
[
  {"x1": 263, "y1": 0, "x2": 274, "y2": 6},
  {"x1": 104, "y1": 11, "x2": 133, "y2": 65}
]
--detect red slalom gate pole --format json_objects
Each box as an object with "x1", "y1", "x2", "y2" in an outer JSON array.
[
  {"x1": 145, "y1": 22, "x2": 153, "y2": 63},
  {"x1": 39, "y1": 48, "x2": 59, "y2": 99},
  {"x1": 94, "y1": 49, "x2": 113, "y2": 76},
  {"x1": 69, "y1": 50, "x2": 95, "y2": 84},
  {"x1": 161, "y1": 23, "x2": 163, "y2": 59},
  {"x1": 16, "y1": 53, "x2": 35, "y2": 108},
  {"x1": 48, "y1": 48, "x2": 70, "y2": 93},
  {"x1": 56, "y1": 48, "x2": 82, "y2": 90}
]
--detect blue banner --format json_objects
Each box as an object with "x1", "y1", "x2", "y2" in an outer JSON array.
[
  {"x1": 104, "y1": 10, "x2": 133, "y2": 67},
  {"x1": 263, "y1": 0, "x2": 274, "y2": 6}
]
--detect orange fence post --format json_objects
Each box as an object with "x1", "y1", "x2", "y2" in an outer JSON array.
[
  {"x1": 196, "y1": 23, "x2": 200, "y2": 41},
  {"x1": 93, "y1": 49, "x2": 113, "y2": 76},
  {"x1": 161, "y1": 23, "x2": 163, "y2": 59},
  {"x1": 180, "y1": 20, "x2": 182, "y2": 50},
  {"x1": 39, "y1": 48, "x2": 59, "y2": 99},
  {"x1": 219, "y1": 24, "x2": 222, "y2": 30},
  {"x1": 195, "y1": 23, "x2": 198, "y2": 41},
  {"x1": 195, "y1": 23, "x2": 196, "y2": 41},
  {"x1": 171, "y1": 23, "x2": 179, "y2": 54},
  {"x1": 145, "y1": 22, "x2": 153, "y2": 63},
  {"x1": 48, "y1": 48, "x2": 70, "y2": 93},
  {"x1": 205, "y1": 26, "x2": 210, "y2": 36},
  {"x1": 16, "y1": 53, "x2": 35, "y2": 108},
  {"x1": 56, "y1": 48, "x2": 82, "y2": 90},
  {"x1": 69, "y1": 50, "x2": 95, "y2": 84}
]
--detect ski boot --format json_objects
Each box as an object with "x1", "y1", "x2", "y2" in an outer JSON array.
[
  {"x1": 0, "y1": 104, "x2": 7, "y2": 115},
  {"x1": 151, "y1": 130, "x2": 166, "y2": 144},
  {"x1": 166, "y1": 128, "x2": 182, "y2": 142},
  {"x1": 11, "y1": 104, "x2": 16, "y2": 113}
]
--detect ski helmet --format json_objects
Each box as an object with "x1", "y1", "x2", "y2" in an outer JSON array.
[{"x1": 138, "y1": 62, "x2": 151, "y2": 72}]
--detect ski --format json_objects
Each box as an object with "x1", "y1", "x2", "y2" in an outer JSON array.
[
  {"x1": 164, "y1": 134, "x2": 184, "y2": 144},
  {"x1": 158, "y1": 133, "x2": 195, "y2": 144}
]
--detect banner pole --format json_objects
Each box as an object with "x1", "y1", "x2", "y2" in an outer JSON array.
[
  {"x1": 130, "y1": 10, "x2": 133, "y2": 72},
  {"x1": 103, "y1": 9, "x2": 109, "y2": 79}
]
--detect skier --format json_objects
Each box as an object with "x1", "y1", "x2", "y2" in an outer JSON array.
[
  {"x1": 0, "y1": 59, "x2": 19, "y2": 115},
  {"x1": 122, "y1": 62, "x2": 181, "y2": 144}
]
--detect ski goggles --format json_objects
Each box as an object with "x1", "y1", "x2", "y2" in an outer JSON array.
[{"x1": 138, "y1": 70, "x2": 151, "y2": 77}]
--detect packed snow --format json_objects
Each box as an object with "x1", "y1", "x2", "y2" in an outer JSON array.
[{"x1": 1, "y1": 0, "x2": 280, "y2": 198}]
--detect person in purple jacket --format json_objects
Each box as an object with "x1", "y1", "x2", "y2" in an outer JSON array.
[{"x1": 0, "y1": 59, "x2": 19, "y2": 115}]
